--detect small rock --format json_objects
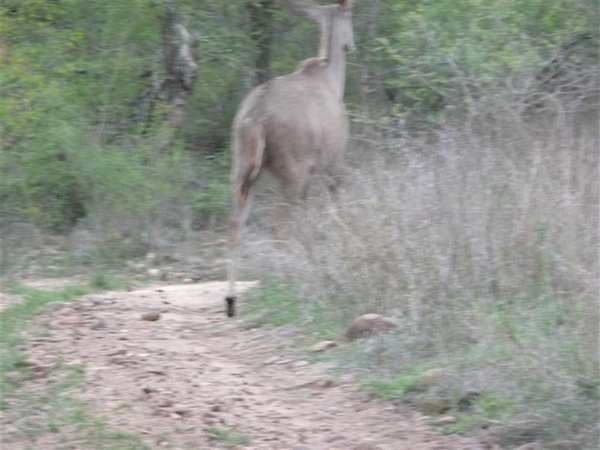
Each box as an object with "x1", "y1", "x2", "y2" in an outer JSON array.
[
  {"x1": 310, "y1": 340, "x2": 338, "y2": 352},
  {"x1": 147, "y1": 268, "x2": 161, "y2": 277},
  {"x1": 293, "y1": 445, "x2": 313, "y2": 450},
  {"x1": 515, "y1": 444, "x2": 542, "y2": 450},
  {"x1": 59, "y1": 318, "x2": 85, "y2": 327},
  {"x1": 315, "y1": 378, "x2": 335, "y2": 388},
  {"x1": 174, "y1": 407, "x2": 192, "y2": 417},
  {"x1": 264, "y1": 356, "x2": 280, "y2": 365},
  {"x1": 276, "y1": 359, "x2": 293, "y2": 365},
  {"x1": 142, "y1": 386, "x2": 155, "y2": 395},
  {"x1": 19, "y1": 358, "x2": 42, "y2": 368},
  {"x1": 325, "y1": 433, "x2": 345, "y2": 443},
  {"x1": 432, "y1": 415, "x2": 457, "y2": 425},
  {"x1": 485, "y1": 445, "x2": 503, "y2": 450},
  {"x1": 110, "y1": 356, "x2": 133, "y2": 365},
  {"x1": 294, "y1": 378, "x2": 336, "y2": 389},
  {"x1": 147, "y1": 367, "x2": 166, "y2": 375},
  {"x1": 481, "y1": 419, "x2": 503, "y2": 430},
  {"x1": 352, "y1": 444, "x2": 382, "y2": 450},
  {"x1": 421, "y1": 368, "x2": 450, "y2": 382},
  {"x1": 141, "y1": 312, "x2": 161, "y2": 322},
  {"x1": 420, "y1": 397, "x2": 452, "y2": 415},
  {"x1": 152, "y1": 408, "x2": 169, "y2": 417},
  {"x1": 293, "y1": 360, "x2": 311, "y2": 369},
  {"x1": 344, "y1": 314, "x2": 399, "y2": 340},
  {"x1": 90, "y1": 320, "x2": 107, "y2": 330},
  {"x1": 158, "y1": 399, "x2": 174, "y2": 407}
]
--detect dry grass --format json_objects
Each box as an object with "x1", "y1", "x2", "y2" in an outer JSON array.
[{"x1": 241, "y1": 100, "x2": 599, "y2": 446}]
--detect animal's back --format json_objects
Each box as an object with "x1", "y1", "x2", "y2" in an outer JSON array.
[
  {"x1": 232, "y1": 63, "x2": 348, "y2": 180},
  {"x1": 267, "y1": 69, "x2": 347, "y2": 170}
]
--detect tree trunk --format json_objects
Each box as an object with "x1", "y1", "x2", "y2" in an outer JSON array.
[
  {"x1": 248, "y1": 0, "x2": 275, "y2": 84},
  {"x1": 161, "y1": 6, "x2": 198, "y2": 148},
  {"x1": 360, "y1": 0, "x2": 379, "y2": 114},
  {"x1": 138, "y1": 5, "x2": 199, "y2": 151}
]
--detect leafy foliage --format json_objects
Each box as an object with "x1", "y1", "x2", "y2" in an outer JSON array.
[
  {"x1": 2, "y1": 0, "x2": 595, "y2": 230},
  {"x1": 367, "y1": 0, "x2": 597, "y2": 123}
]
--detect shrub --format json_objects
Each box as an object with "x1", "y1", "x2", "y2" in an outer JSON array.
[{"x1": 243, "y1": 99, "x2": 599, "y2": 446}]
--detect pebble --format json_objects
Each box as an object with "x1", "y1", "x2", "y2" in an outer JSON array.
[
  {"x1": 141, "y1": 312, "x2": 161, "y2": 321},
  {"x1": 293, "y1": 360, "x2": 311, "y2": 369},
  {"x1": 264, "y1": 356, "x2": 279, "y2": 365},
  {"x1": 325, "y1": 433, "x2": 346, "y2": 443},
  {"x1": 311, "y1": 340, "x2": 338, "y2": 352},
  {"x1": 432, "y1": 415, "x2": 457, "y2": 426},
  {"x1": 90, "y1": 320, "x2": 107, "y2": 330}
]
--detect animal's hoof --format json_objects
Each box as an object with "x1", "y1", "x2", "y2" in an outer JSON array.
[{"x1": 226, "y1": 296, "x2": 237, "y2": 317}]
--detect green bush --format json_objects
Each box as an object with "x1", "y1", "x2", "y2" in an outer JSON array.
[{"x1": 369, "y1": 0, "x2": 597, "y2": 123}]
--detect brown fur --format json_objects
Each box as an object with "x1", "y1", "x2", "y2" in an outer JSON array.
[{"x1": 226, "y1": 0, "x2": 355, "y2": 315}]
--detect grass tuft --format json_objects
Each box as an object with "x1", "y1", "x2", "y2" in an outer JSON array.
[{"x1": 207, "y1": 426, "x2": 252, "y2": 446}]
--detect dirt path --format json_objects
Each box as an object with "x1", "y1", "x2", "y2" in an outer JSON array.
[{"x1": 4, "y1": 282, "x2": 484, "y2": 449}]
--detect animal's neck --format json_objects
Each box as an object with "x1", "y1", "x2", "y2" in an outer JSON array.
[{"x1": 318, "y1": 13, "x2": 346, "y2": 100}]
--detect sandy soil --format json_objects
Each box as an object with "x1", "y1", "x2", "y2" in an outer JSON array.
[{"x1": 2, "y1": 282, "x2": 485, "y2": 449}]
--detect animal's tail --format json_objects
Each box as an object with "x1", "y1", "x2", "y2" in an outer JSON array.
[
  {"x1": 233, "y1": 120, "x2": 265, "y2": 208},
  {"x1": 226, "y1": 120, "x2": 266, "y2": 317}
]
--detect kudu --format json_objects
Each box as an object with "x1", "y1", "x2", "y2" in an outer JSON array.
[{"x1": 225, "y1": 0, "x2": 355, "y2": 317}]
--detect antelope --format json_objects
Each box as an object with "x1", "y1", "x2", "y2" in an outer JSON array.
[{"x1": 225, "y1": 0, "x2": 355, "y2": 317}]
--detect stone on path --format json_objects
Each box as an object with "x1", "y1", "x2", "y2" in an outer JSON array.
[{"x1": 344, "y1": 314, "x2": 399, "y2": 340}]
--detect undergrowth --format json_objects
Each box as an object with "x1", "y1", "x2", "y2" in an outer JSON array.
[{"x1": 241, "y1": 106, "x2": 599, "y2": 448}]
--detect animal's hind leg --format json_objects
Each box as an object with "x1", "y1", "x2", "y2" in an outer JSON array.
[
  {"x1": 325, "y1": 162, "x2": 349, "y2": 229},
  {"x1": 271, "y1": 168, "x2": 310, "y2": 240},
  {"x1": 227, "y1": 188, "x2": 253, "y2": 317},
  {"x1": 226, "y1": 122, "x2": 265, "y2": 317},
  {"x1": 326, "y1": 162, "x2": 348, "y2": 203}
]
